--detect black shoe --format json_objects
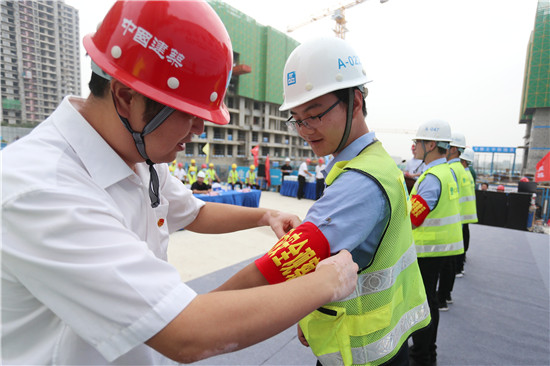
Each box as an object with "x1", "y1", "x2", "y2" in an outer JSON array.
[
  {"x1": 438, "y1": 301, "x2": 449, "y2": 312},
  {"x1": 446, "y1": 295, "x2": 453, "y2": 304}
]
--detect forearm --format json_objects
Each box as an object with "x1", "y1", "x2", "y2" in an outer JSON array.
[
  {"x1": 186, "y1": 202, "x2": 275, "y2": 234},
  {"x1": 213, "y1": 262, "x2": 268, "y2": 291},
  {"x1": 146, "y1": 269, "x2": 337, "y2": 363}
]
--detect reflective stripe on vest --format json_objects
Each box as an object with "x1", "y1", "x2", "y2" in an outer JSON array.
[
  {"x1": 318, "y1": 301, "x2": 430, "y2": 365},
  {"x1": 422, "y1": 213, "x2": 462, "y2": 227},
  {"x1": 414, "y1": 240, "x2": 464, "y2": 254},
  {"x1": 459, "y1": 195, "x2": 476, "y2": 203},
  {"x1": 340, "y1": 245, "x2": 417, "y2": 301},
  {"x1": 462, "y1": 213, "x2": 477, "y2": 222}
]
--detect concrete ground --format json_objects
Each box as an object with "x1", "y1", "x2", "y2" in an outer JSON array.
[{"x1": 167, "y1": 191, "x2": 315, "y2": 282}]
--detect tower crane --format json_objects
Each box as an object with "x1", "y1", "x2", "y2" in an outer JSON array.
[{"x1": 286, "y1": 0, "x2": 388, "y2": 39}]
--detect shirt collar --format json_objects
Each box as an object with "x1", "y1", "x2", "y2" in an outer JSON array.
[
  {"x1": 324, "y1": 132, "x2": 376, "y2": 176},
  {"x1": 53, "y1": 96, "x2": 136, "y2": 189},
  {"x1": 448, "y1": 157, "x2": 460, "y2": 164},
  {"x1": 426, "y1": 157, "x2": 448, "y2": 169}
]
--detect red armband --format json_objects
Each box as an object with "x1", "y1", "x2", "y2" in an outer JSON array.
[
  {"x1": 410, "y1": 194, "x2": 431, "y2": 227},
  {"x1": 254, "y1": 222, "x2": 330, "y2": 284}
]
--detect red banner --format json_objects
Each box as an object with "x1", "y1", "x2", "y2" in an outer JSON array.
[
  {"x1": 535, "y1": 151, "x2": 550, "y2": 182},
  {"x1": 265, "y1": 154, "x2": 271, "y2": 187},
  {"x1": 250, "y1": 145, "x2": 259, "y2": 167}
]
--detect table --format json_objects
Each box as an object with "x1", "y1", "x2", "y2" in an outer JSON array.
[
  {"x1": 194, "y1": 189, "x2": 261, "y2": 207},
  {"x1": 280, "y1": 178, "x2": 316, "y2": 200}
]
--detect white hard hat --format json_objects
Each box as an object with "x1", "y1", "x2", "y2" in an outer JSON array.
[
  {"x1": 197, "y1": 171, "x2": 206, "y2": 178},
  {"x1": 413, "y1": 119, "x2": 452, "y2": 143},
  {"x1": 285, "y1": 157, "x2": 290, "y2": 162},
  {"x1": 279, "y1": 37, "x2": 369, "y2": 111},
  {"x1": 450, "y1": 132, "x2": 466, "y2": 149},
  {"x1": 461, "y1": 147, "x2": 474, "y2": 162}
]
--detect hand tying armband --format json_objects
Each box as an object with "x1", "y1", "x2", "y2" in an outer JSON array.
[
  {"x1": 410, "y1": 194, "x2": 431, "y2": 227},
  {"x1": 254, "y1": 222, "x2": 330, "y2": 284}
]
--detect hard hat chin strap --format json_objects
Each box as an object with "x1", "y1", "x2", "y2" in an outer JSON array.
[
  {"x1": 333, "y1": 88, "x2": 355, "y2": 154},
  {"x1": 111, "y1": 93, "x2": 175, "y2": 208}
]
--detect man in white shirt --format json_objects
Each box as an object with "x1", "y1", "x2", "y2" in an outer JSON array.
[
  {"x1": 1, "y1": 2, "x2": 358, "y2": 365},
  {"x1": 297, "y1": 158, "x2": 313, "y2": 199},
  {"x1": 174, "y1": 162, "x2": 187, "y2": 183}
]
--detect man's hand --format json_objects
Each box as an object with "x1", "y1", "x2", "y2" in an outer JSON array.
[
  {"x1": 316, "y1": 250, "x2": 358, "y2": 303},
  {"x1": 263, "y1": 210, "x2": 302, "y2": 238},
  {"x1": 297, "y1": 324, "x2": 309, "y2": 347}
]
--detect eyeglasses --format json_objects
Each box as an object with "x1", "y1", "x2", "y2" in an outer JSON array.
[{"x1": 285, "y1": 99, "x2": 341, "y2": 132}]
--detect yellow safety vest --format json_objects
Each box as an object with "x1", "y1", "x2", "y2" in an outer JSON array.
[
  {"x1": 247, "y1": 171, "x2": 256, "y2": 185},
  {"x1": 300, "y1": 141, "x2": 430, "y2": 366},
  {"x1": 188, "y1": 167, "x2": 197, "y2": 185},
  {"x1": 207, "y1": 168, "x2": 216, "y2": 182},
  {"x1": 411, "y1": 163, "x2": 463, "y2": 257},
  {"x1": 228, "y1": 169, "x2": 239, "y2": 184},
  {"x1": 449, "y1": 161, "x2": 478, "y2": 224}
]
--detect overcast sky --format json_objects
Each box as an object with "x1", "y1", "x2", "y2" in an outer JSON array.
[{"x1": 66, "y1": 0, "x2": 539, "y2": 162}]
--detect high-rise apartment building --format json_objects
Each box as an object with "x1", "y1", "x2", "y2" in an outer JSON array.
[
  {"x1": 1, "y1": 0, "x2": 80, "y2": 126},
  {"x1": 519, "y1": 0, "x2": 550, "y2": 176}
]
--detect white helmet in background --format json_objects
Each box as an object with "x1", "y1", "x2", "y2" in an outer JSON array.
[
  {"x1": 461, "y1": 147, "x2": 475, "y2": 163},
  {"x1": 279, "y1": 37, "x2": 369, "y2": 111},
  {"x1": 450, "y1": 132, "x2": 466, "y2": 150},
  {"x1": 413, "y1": 120, "x2": 452, "y2": 149}
]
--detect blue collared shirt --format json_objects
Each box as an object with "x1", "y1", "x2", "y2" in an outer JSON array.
[{"x1": 304, "y1": 132, "x2": 389, "y2": 269}]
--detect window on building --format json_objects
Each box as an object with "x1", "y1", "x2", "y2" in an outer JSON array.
[
  {"x1": 213, "y1": 127, "x2": 224, "y2": 140},
  {"x1": 214, "y1": 144, "x2": 224, "y2": 156},
  {"x1": 237, "y1": 144, "x2": 246, "y2": 157},
  {"x1": 226, "y1": 145, "x2": 233, "y2": 157},
  {"x1": 252, "y1": 132, "x2": 258, "y2": 142},
  {"x1": 185, "y1": 143, "x2": 195, "y2": 157},
  {"x1": 238, "y1": 130, "x2": 246, "y2": 141},
  {"x1": 261, "y1": 146, "x2": 269, "y2": 157},
  {"x1": 253, "y1": 116, "x2": 261, "y2": 125}
]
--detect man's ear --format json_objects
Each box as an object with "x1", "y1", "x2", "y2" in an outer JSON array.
[
  {"x1": 110, "y1": 79, "x2": 134, "y2": 118},
  {"x1": 352, "y1": 88, "x2": 364, "y2": 116}
]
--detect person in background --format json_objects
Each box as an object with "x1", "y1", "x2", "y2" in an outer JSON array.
[
  {"x1": 188, "y1": 159, "x2": 198, "y2": 185},
  {"x1": 480, "y1": 182, "x2": 489, "y2": 191},
  {"x1": 227, "y1": 163, "x2": 243, "y2": 190},
  {"x1": 497, "y1": 184, "x2": 505, "y2": 192},
  {"x1": 297, "y1": 158, "x2": 313, "y2": 200},
  {"x1": 174, "y1": 162, "x2": 187, "y2": 184},
  {"x1": 206, "y1": 163, "x2": 220, "y2": 185},
  {"x1": 246, "y1": 164, "x2": 260, "y2": 189},
  {"x1": 455, "y1": 147, "x2": 478, "y2": 278},
  {"x1": 409, "y1": 120, "x2": 463, "y2": 366},
  {"x1": 280, "y1": 157, "x2": 293, "y2": 182},
  {"x1": 1, "y1": 2, "x2": 359, "y2": 364},
  {"x1": 404, "y1": 143, "x2": 426, "y2": 180},
  {"x1": 315, "y1": 157, "x2": 326, "y2": 200},
  {"x1": 191, "y1": 171, "x2": 211, "y2": 194},
  {"x1": 219, "y1": 37, "x2": 430, "y2": 366}
]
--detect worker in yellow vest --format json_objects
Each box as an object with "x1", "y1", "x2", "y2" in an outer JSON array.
[
  {"x1": 207, "y1": 163, "x2": 220, "y2": 185},
  {"x1": 218, "y1": 38, "x2": 430, "y2": 366},
  {"x1": 245, "y1": 164, "x2": 259, "y2": 189},
  {"x1": 437, "y1": 132, "x2": 469, "y2": 311},
  {"x1": 409, "y1": 120, "x2": 463, "y2": 366},
  {"x1": 456, "y1": 147, "x2": 478, "y2": 277},
  {"x1": 227, "y1": 163, "x2": 243, "y2": 190},
  {"x1": 188, "y1": 159, "x2": 197, "y2": 185}
]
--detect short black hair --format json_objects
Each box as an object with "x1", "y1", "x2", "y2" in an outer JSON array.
[
  {"x1": 332, "y1": 87, "x2": 367, "y2": 118},
  {"x1": 88, "y1": 72, "x2": 165, "y2": 122}
]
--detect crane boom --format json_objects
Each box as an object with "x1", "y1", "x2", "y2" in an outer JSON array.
[{"x1": 286, "y1": 0, "x2": 372, "y2": 39}]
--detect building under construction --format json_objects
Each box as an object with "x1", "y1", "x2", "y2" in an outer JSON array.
[
  {"x1": 519, "y1": 0, "x2": 550, "y2": 177},
  {"x1": 182, "y1": 1, "x2": 316, "y2": 171}
]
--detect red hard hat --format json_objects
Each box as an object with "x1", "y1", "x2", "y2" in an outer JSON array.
[
  {"x1": 497, "y1": 185, "x2": 505, "y2": 192},
  {"x1": 520, "y1": 177, "x2": 529, "y2": 182},
  {"x1": 177, "y1": 162, "x2": 183, "y2": 168},
  {"x1": 201, "y1": 163, "x2": 207, "y2": 169},
  {"x1": 83, "y1": 0, "x2": 233, "y2": 124},
  {"x1": 318, "y1": 158, "x2": 324, "y2": 164},
  {"x1": 306, "y1": 158, "x2": 311, "y2": 164}
]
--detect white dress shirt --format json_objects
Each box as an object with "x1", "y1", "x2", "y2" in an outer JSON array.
[{"x1": 2, "y1": 96, "x2": 204, "y2": 365}]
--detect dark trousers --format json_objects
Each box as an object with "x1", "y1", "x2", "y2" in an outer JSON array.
[
  {"x1": 297, "y1": 175, "x2": 306, "y2": 199},
  {"x1": 316, "y1": 178, "x2": 325, "y2": 200},
  {"x1": 229, "y1": 182, "x2": 242, "y2": 190},
  {"x1": 438, "y1": 256, "x2": 456, "y2": 303},
  {"x1": 315, "y1": 338, "x2": 410, "y2": 366},
  {"x1": 456, "y1": 224, "x2": 470, "y2": 273},
  {"x1": 410, "y1": 257, "x2": 444, "y2": 365}
]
